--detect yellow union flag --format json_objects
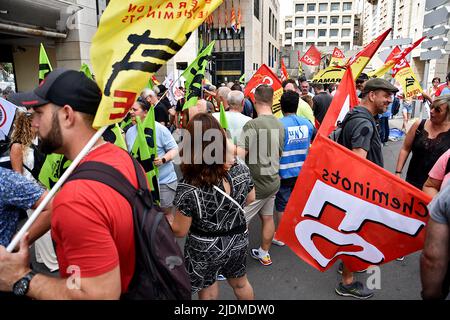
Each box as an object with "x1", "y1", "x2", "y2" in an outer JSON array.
[
  {"x1": 91, "y1": 0, "x2": 223, "y2": 128},
  {"x1": 392, "y1": 60, "x2": 423, "y2": 101}
]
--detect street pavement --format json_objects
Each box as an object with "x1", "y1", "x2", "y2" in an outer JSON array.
[{"x1": 217, "y1": 116, "x2": 424, "y2": 300}]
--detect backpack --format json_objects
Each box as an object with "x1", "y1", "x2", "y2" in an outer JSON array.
[
  {"x1": 65, "y1": 156, "x2": 191, "y2": 300},
  {"x1": 391, "y1": 96, "x2": 400, "y2": 116},
  {"x1": 22, "y1": 143, "x2": 46, "y2": 181},
  {"x1": 329, "y1": 111, "x2": 377, "y2": 146}
]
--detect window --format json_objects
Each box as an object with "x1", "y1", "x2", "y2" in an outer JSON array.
[
  {"x1": 329, "y1": 42, "x2": 339, "y2": 46},
  {"x1": 285, "y1": 21, "x2": 292, "y2": 29},
  {"x1": 306, "y1": 30, "x2": 315, "y2": 38},
  {"x1": 319, "y1": 3, "x2": 328, "y2": 12},
  {"x1": 307, "y1": 17, "x2": 316, "y2": 24},
  {"x1": 254, "y1": 0, "x2": 260, "y2": 20},
  {"x1": 342, "y1": 16, "x2": 351, "y2": 24},
  {"x1": 343, "y1": 2, "x2": 352, "y2": 11},
  {"x1": 307, "y1": 4, "x2": 316, "y2": 12},
  {"x1": 342, "y1": 29, "x2": 351, "y2": 37},
  {"x1": 295, "y1": 17, "x2": 304, "y2": 25},
  {"x1": 295, "y1": 4, "x2": 304, "y2": 12},
  {"x1": 285, "y1": 33, "x2": 292, "y2": 40},
  {"x1": 318, "y1": 42, "x2": 327, "y2": 46},
  {"x1": 342, "y1": 42, "x2": 351, "y2": 50},
  {"x1": 306, "y1": 42, "x2": 315, "y2": 47},
  {"x1": 318, "y1": 29, "x2": 327, "y2": 37},
  {"x1": 330, "y1": 29, "x2": 339, "y2": 37},
  {"x1": 319, "y1": 16, "x2": 327, "y2": 24},
  {"x1": 331, "y1": 16, "x2": 339, "y2": 24},
  {"x1": 331, "y1": 3, "x2": 340, "y2": 11},
  {"x1": 295, "y1": 30, "x2": 303, "y2": 37}
]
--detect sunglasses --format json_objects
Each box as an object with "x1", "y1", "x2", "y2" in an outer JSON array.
[{"x1": 430, "y1": 105, "x2": 443, "y2": 113}]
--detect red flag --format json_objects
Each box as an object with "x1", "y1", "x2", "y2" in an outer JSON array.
[
  {"x1": 317, "y1": 67, "x2": 358, "y2": 135},
  {"x1": 300, "y1": 45, "x2": 321, "y2": 66},
  {"x1": 280, "y1": 59, "x2": 289, "y2": 82},
  {"x1": 244, "y1": 64, "x2": 283, "y2": 117},
  {"x1": 345, "y1": 28, "x2": 391, "y2": 79},
  {"x1": 332, "y1": 47, "x2": 345, "y2": 59},
  {"x1": 277, "y1": 133, "x2": 431, "y2": 272}
]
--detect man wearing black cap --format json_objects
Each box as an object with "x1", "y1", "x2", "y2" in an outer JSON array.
[
  {"x1": 335, "y1": 77, "x2": 399, "y2": 299},
  {"x1": 0, "y1": 68, "x2": 136, "y2": 299}
]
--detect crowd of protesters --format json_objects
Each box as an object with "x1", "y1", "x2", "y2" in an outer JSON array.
[{"x1": 0, "y1": 67, "x2": 449, "y2": 301}]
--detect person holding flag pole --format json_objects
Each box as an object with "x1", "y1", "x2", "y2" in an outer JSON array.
[{"x1": 0, "y1": 0, "x2": 223, "y2": 299}]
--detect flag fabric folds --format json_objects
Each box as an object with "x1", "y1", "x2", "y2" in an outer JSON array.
[
  {"x1": 131, "y1": 108, "x2": 160, "y2": 203},
  {"x1": 237, "y1": 6, "x2": 242, "y2": 33},
  {"x1": 368, "y1": 46, "x2": 402, "y2": 78},
  {"x1": 280, "y1": 59, "x2": 289, "y2": 82},
  {"x1": 39, "y1": 43, "x2": 52, "y2": 84},
  {"x1": 182, "y1": 41, "x2": 215, "y2": 110},
  {"x1": 312, "y1": 28, "x2": 391, "y2": 83},
  {"x1": 300, "y1": 45, "x2": 321, "y2": 66},
  {"x1": 90, "y1": 0, "x2": 223, "y2": 129},
  {"x1": 276, "y1": 133, "x2": 431, "y2": 272},
  {"x1": 80, "y1": 63, "x2": 93, "y2": 80},
  {"x1": 244, "y1": 64, "x2": 283, "y2": 118},
  {"x1": 329, "y1": 47, "x2": 345, "y2": 67},
  {"x1": 230, "y1": 2, "x2": 237, "y2": 33}
]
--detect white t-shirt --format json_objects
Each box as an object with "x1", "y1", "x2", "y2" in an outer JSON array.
[{"x1": 212, "y1": 111, "x2": 252, "y2": 144}]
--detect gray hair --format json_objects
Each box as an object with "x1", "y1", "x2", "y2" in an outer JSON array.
[
  {"x1": 227, "y1": 90, "x2": 244, "y2": 110},
  {"x1": 141, "y1": 88, "x2": 156, "y2": 99},
  {"x1": 217, "y1": 86, "x2": 231, "y2": 101}
]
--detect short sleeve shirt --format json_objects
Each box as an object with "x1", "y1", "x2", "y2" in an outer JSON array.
[
  {"x1": 429, "y1": 184, "x2": 450, "y2": 224},
  {"x1": 0, "y1": 167, "x2": 44, "y2": 246},
  {"x1": 428, "y1": 149, "x2": 450, "y2": 189},
  {"x1": 174, "y1": 160, "x2": 254, "y2": 234},
  {"x1": 341, "y1": 106, "x2": 384, "y2": 168}
]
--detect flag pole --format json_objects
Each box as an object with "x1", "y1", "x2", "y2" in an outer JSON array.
[{"x1": 7, "y1": 125, "x2": 108, "y2": 252}]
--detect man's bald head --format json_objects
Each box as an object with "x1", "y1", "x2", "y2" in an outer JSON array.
[{"x1": 227, "y1": 90, "x2": 245, "y2": 111}]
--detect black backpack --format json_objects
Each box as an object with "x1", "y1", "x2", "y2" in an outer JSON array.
[
  {"x1": 391, "y1": 96, "x2": 401, "y2": 116},
  {"x1": 66, "y1": 156, "x2": 191, "y2": 300},
  {"x1": 329, "y1": 110, "x2": 377, "y2": 146},
  {"x1": 22, "y1": 143, "x2": 46, "y2": 181}
]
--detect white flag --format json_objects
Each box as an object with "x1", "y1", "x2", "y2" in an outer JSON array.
[{"x1": 0, "y1": 98, "x2": 17, "y2": 137}]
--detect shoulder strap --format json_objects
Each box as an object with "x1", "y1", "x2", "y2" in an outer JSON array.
[
  {"x1": 213, "y1": 185, "x2": 244, "y2": 212},
  {"x1": 65, "y1": 161, "x2": 137, "y2": 205},
  {"x1": 417, "y1": 119, "x2": 426, "y2": 132}
]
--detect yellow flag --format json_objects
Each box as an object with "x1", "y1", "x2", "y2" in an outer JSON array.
[
  {"x1": 392, "y1": 60, "x2": 423, "y2": 101},
  {"x1": 91, "y1": 0, "x2": 223, "y2": 129}
]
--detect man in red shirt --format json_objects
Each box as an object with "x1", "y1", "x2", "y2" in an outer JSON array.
[{"x1": 0, "y1": 68, "x2": 136, "y2": 299}]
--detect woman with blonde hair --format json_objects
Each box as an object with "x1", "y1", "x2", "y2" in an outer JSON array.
[
  {"x1": 10, "y1": 110, "x2": 59, "y2": 273},
  {"x1": 395, "y1": 95, "x2": 450, "y2": 190}
]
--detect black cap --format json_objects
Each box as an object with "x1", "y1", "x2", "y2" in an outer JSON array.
[
  {"x1": 10, "y1": 68, "x2": 101, "y2": 115},
  {"x1": 362, "y1": 78, "x2": 399, "y2": 94}
]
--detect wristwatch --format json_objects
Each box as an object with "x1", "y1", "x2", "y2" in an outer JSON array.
[
  {"x1": 162, "y1": 157, "x2": 167, "y2": 164},
  {"x1": 13, "y1": 270, "x2": 37, "y2": 296}
]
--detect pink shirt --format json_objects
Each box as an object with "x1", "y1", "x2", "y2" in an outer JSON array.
[{"x1": 429, "y1": 149, "x2": 450, "y2": 189}]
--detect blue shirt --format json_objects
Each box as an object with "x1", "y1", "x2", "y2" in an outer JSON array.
[
  {"x1": 0, "y1": 167, "x2": 44, "y2": 246},
  {"x1": 126, "y1": 122, "x2": 178, "y2": 185},
  {"x1": 279, "y1": 115, "x2": 314, "y2": 180}
]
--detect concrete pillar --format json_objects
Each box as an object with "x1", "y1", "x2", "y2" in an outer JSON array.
[{"x1": 55, "y1": 0, "x2": 97, "y2": 71}]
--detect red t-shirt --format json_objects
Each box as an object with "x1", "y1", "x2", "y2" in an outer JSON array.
[{"x1": 52, "y1": 143, "x2": 136, "y2": 293}]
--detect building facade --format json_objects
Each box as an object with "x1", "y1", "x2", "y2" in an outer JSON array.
[
  {"x1": 362, "y1": 0, "x2": 450, "y2": 90},
  {"x1": 283, "y1": 0, "x2": 358, "y2": 53}
]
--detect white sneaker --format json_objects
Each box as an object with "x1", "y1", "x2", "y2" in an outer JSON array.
[{"x1": 271, "y1": 238, "x2": 285, "y2": 246}]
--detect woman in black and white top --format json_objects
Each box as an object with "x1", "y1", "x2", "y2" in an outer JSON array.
[{"x1": 171, "y1": 113, "x2": 255, "y2": 300}]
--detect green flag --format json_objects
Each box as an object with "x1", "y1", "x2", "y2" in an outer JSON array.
[
  {"x1": 103, "y1": 124, "x2": 128, "y2": 151},
  {"x1": 239, "y1": 74, "x2": 245, "y2": 84},
  {"x1": 80, "y1": 63, "x2": 93, "y2": 80},
  {"x1": 147, "y1": 76, "x2": 154, "y2": 90},
  {"x1": 38, "y1": 153, "x2": 71, "y2": 190},
  {"x1": 131, "y1": 109, "x2": 160, "y2": 204},
  {"x1": 182, "y1": 41, "x2": 215, "y2": 110},
  {"x1": 39, "y1": 43, "x2": 52, "y2": 83},
  {"x1": 119, "y1": 113, "x2": 133, "y2": 131},
  {"x1": 219, "y1": 102, "x2": 228, "y2": 130}
]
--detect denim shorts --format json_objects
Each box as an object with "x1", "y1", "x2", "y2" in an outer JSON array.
[
  {"x1": 402, "y1": 103, "x2": 412, "y2": 114},
  {"x1": 275, "y1": 185, "x2": 293, "y2": 213}
]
